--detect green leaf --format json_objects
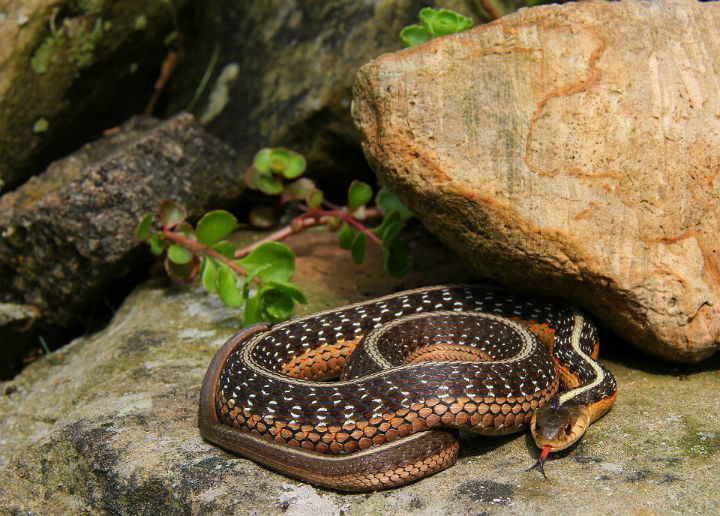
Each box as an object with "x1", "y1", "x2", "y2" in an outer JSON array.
[
  {"x1": 212, "y1": 241, "x2": 235, "y2": 259},
  {"x1": 164, "y1": 256, "x2": 196, "y2": 280},
  {"x1": 259, "y1": 286, "x2": 295, "y2": 322},
  {"x1": 201, "y1": 257, "x2": 218, "y2": 293},
  {"x1": 217, "y1": 266, "x2": 244, "y2": 307},
  {"x1": 196, "y1": 210, "x2": 237, "y2": 246},
  {"x1": 241, "y1": 263, "x2": 271, "y2": 299},
  {"x1": 376, "y1": 187, "x2": 413, "y2": 219},
  {"x1": 419, "y1": 8, "x2": 437, "y2": 33},
  {"x1": 136, "y1": 213, "x2": 153, "y2": 241},
  {"x1": 282, "y1": 153, "x2": 306, "y2": 179},
  {"x1": 174, "y1": 222, "x2": 197, "y2": 241},
  {"x1": 245, "y1": 166, "x2": 262, "y2": 190},
  {"x1": 249, "y1": 206, "x2": 276, "y2": 228},
  {"x1": 242, "y1": 294, "x2": 262, "y2": 325},
  {"x1": 168, "y1": 244, "x2": 193, "y2": 264},
  {"x1": 253, "y1": 148, "x2": 273, "y2": 173},
  {"x1": 158, "y1": 200, "x2": 187, "y2": 229},
  {"x1": 348, "y1": 180, "x2": 373, "y2": 212},
  {"x1": 306, "y1": 189, "x2": 323, "y2": 209},
  {"x1": 326, "y1": 216, "x2": 341, "y2": 231},
  {"x1": 269, "y1": 148, "x2": 290, "y2": 174},
  {"x1": 338, "y1": 223, "x2": 355, "y2": 249},
  {"x1": 147, "y1": 233, "x2": 164, "y2": 255},
  {"x1": 238, "y1": 242, "x2": 295, "y2": 282},
  {"x1": 257, "y1": 173, "x2": 284, "y2": 195},
  {"x1": 350, "y1": 232, "x2": 367, "y2": 265},
  {"x1": 400, "y1": 25, "x2": 430, "y2": 47},
  {"x1": 282, "y1": 178, "x2": 316, "y2": 202},
  {"x1": 266, "y1": 280, "x2": 307, "y2": 304},
  {"x1": 384, "y1": 239, "x2": 413, "y2": 277},
  {"x1": 419, "y1": 7, "x2": 473, "y2": 37},
  {"x1": 371, "y1": 210, "x2": 400, "y2": 237},
  {"x1": 380, "y1": 220, "x2": 405, "y2": 245}
]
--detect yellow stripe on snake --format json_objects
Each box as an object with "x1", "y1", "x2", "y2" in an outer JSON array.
[{"x1": 199, "y1": 285, "x2": 617, "y2": 491}]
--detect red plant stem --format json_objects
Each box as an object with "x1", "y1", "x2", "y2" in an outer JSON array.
[
  {"x1": 163, "y1": 230, "x2": 246, "y2": 275},
  {"x1": 234, "y1": 207, "x2": 384, "y2": 258},
  {"x1": 235, "y1": 215, "x2": 327, "y2": 258},
  {"x1": 315, "y1": 210, "x2": 382, "y2": 245}
]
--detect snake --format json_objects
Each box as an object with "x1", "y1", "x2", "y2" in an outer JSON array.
[{"x1": 198, "y1": 285, "x2": 617, "y2": 491}]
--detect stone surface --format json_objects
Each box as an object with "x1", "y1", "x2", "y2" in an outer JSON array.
[
  {"x1": 159, "y1": 0, "x2": 497, "y2": 194},
  {"x1": 1, "y1": 229, "x2": 719, "y2": 516},
  {"x1": 0, "y1": 0, "x2": 190, "y2": 192},
  {"x1": 353, "y1": 0, "x2": 720, "y2": 363},
  {"x1": 0, "y1": 112, "x2": 243, "y2": 331}
]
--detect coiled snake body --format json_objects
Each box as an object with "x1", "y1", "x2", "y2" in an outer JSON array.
[{"x1": 199, "y1": 285, "x2": 617, "y2": 491}]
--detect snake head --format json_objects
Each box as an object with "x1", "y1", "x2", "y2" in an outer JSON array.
[{"x1": 530, "y1": 402, "x2": 590, "y2": 452}]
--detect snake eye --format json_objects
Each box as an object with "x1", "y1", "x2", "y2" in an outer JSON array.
[{"x1": 564, "y1": 423, "x2": 572, "y2": 436}]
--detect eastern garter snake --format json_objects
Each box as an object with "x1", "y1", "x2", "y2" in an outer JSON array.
[{"x1": 199, "y1": 285, "x2": 617, "y2": 491}]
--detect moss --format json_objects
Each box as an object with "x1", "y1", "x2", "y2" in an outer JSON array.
[
  {"x1": 30, "y1": 33, "x2": 65, "y2": 74},
  {"x1": 680, "y1": 418, "x2": 720, "y2": 458},
  {"x1": 76, "y1": 0, "x2": 105, "y2": 15},
  {"x1": 74, "y1": 18, "x2": 105, "y2": 69},
  {"x1": 30, "y1": 14, "x2": 106, "y2": 75},
  {"x1": 33, "y1": 118, "x2": 49, "y2": 133},
  {"x1": 133, "y1": 14, "x2": 147, "y2": 30}
]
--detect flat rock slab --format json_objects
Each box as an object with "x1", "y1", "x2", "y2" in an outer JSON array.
[
  {"x1": 1, "y1": 230, "x2": 719, "y2": 516},
  {"x1": 353, "y1": 0, "x2": 720, "y2": 362}
]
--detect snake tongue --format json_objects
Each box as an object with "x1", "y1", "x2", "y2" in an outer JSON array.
[{"x1": 527, "y1": 445, "x2": 553, "y2": 479}]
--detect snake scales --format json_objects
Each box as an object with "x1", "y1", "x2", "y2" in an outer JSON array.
[{"x1": 198, "y1": 285, "x2": 617, "y2": 491}]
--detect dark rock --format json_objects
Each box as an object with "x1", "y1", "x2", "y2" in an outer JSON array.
[
  {"x1": 0, "y1": 112, "x2": 243, "y2": 332},
  {"x1": 0, "y1": 303, "x2": 39, "y2": 380},
  {"x1": 0, "y1": 0, "x2": 191, "y2": 192},
  {"x1": 159, "y1": 0, "x2": 494, "y2": 195}
]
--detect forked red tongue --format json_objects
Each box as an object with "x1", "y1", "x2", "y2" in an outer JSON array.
[{"x1": 527, "y1": 445, "x2": 553, "y2": 479}]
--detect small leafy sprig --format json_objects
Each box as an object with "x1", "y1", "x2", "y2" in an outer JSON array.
[
  {"x1": 244, "y1": 147, "x2": 414, "y2": 277},
  {"x1": 137, "y1": 147, "x2": 413, "y2": 325},
  {"x1": 136, "y1": 201, "x2": 305, "y2": 325},
  {"x1": 400, "y1": 8, "x2": 474, "y2": 47}
]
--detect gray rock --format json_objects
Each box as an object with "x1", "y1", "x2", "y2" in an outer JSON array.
[
  {"x1": 0, "y1": 112, "x2": 243, "y2": 330},
  {"x1": 1, "y1": 230, "x2": 718, "y2": 515},
  {"x1": 0, "y1": 0, "x2": 191, "y2": 191},
  {"x1": 353, "y1": 0, "x2": 720, "y2": 362}
]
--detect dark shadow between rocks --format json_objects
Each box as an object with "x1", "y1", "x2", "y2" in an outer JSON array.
[{"x1": 599, "y1": 325, "x2": 720, "y2": 376}]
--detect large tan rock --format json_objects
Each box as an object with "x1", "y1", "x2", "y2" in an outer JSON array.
[{"x1": 353, "y1": 0, "x2": 720, "y2": 362}]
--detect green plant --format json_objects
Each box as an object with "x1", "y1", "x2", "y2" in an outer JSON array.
[
  {"x1": 137, "y1": 148, "x2": 413, "y2": 325},
  {"x1": 38, "y1": 336, "x2": 59, "y2": 366},
  {"x1": 244, "y1": 147, "x2": 413, "y2": 277},
  {"x1": 136, "y1": 201, "x2": 305, "y2": 325},
  {"x1": 400, "y1": 7, "x2": 474, "y2": 47}
]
